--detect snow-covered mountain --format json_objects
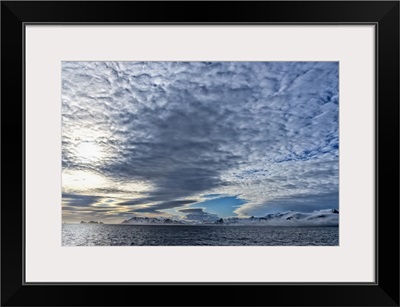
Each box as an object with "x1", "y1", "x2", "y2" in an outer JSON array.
[
  {"x1": 222, "y1": 209, "x2": 338, "y2": 226},
  {"x1": 121, "y1": 209, "x2": 339, "y2": 226},
  {"x1": 121, "y1": 216, "x2": 186, "y2": 225}
]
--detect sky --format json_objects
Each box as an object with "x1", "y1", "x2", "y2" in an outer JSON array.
[{"x1": 62, "y1": 61, "x2": 338, "y2": 224}]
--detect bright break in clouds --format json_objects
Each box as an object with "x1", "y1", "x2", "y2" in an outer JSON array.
[{"x1": 62, "y1": 62, "x2": 338, "y2": 224}]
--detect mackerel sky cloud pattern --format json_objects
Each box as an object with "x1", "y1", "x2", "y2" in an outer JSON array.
[{"x1": 62, "y1": 61, "x2": 338, "y2": 223}]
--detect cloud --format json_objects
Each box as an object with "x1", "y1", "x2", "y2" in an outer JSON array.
[
  {"x1": 258, "y1": 209, "x2": 339, "y2": 226},
  {"x1": 179, "y1": 208, "x2": 219, "y2": 222},
  {"x1": 62, "y1": 193, "x2": 101, "y2": 207},
  {"x1": 225, "y1": 209, "x2": 339, "y2": 226},
  {"x1": 62, "y1": 62, "x2": 338, "y2": 221},
  {"x1": 179, "y1": 208, "x2": 205, "y2": 214},
  {"x1": 202, "y1": 194, "x2": 224, "y2": 199},
  {"x1": 132, "y1": 200, "x2": 198, "y2": 214},
  {"x1": 235, "y1": 192, "x2": 338, "y2": 217}
]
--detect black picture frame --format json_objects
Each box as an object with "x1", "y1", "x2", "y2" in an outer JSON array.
[{"x1": 1, "y1": 1, "x2": 399, "y2": 306}]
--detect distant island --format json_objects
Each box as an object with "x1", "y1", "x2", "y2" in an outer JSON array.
[
  {"x1": 121, "y1": 209, "x2": 339, "y2": 227},
  {"x1": 80, "y1": 221, "x2": 103, "y2": 224}
]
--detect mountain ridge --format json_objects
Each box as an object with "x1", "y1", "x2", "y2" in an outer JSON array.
[{"x1": 121, "y1": 209, "x2": 339, "y2": 226}]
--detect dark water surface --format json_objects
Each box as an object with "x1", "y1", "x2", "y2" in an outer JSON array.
[{"x1": 62, "y1": 224, "x2": 338, "y2": 246}]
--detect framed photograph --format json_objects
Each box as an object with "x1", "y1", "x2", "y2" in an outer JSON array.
[{"x1": 1, "y1": 1, "x2": 399, "y2": 306}]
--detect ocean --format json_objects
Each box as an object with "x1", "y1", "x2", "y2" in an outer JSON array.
[{"x1": 62, "y1": 224, "x2": 339, "y2": 246}]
